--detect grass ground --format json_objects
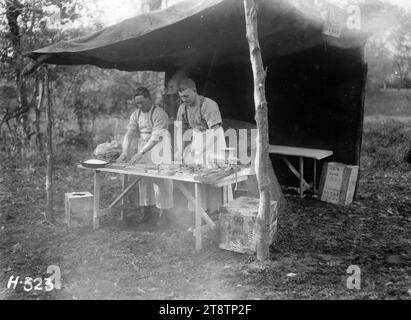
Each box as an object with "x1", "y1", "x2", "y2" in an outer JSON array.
[
  {"x1": 365, "y1": 89, "x2": 411, "y2": 117},
  {"x1": 0, "y1": 91, "x2": 410, "y2": 300}
]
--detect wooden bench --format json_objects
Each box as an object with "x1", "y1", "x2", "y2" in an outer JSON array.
[{"x1": 269, "y1": 145, "x2": 333, "y2": 198}]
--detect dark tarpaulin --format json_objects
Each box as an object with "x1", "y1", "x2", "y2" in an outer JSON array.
[
  {"x1": 28, "y1": 0, "x2": 368, "y2": 71},
  {"x1": 27, "y1": 0, "x2": 373, "y2": 187}
]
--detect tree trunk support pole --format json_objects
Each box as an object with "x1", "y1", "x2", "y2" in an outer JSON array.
[
  {"x1": 243, "y1": 0, "x2": 278, "y2": 261},
  {"x1": 44, "y1": 66, "x2": 54, "y2": 222}
]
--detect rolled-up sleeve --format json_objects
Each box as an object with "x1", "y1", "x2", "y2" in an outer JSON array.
[
  {"x1": 202, "y1": 99, "x2": 222, "y2": 128},
  {"x1": 149, "y1": 108, "x2": 169, "y2": 143},
  {"x1": 176, "y1": 104, "x2": 185, "y2": 122},
  {"x1": 127, "y1": 110, "x2": 140, "y2": 134}
]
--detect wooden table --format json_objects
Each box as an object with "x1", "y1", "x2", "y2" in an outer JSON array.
[
  {"x1": 79, "y1": 164, "x2": 252, "y2": 250},
  {"x1": 269, "y1": 145, "x2": 333, "y2": 198}
]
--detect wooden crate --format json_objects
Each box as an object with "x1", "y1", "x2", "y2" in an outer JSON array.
[
  {"x1": 65, "y1": 192, "x2": 93, "y2": 227},
  {"x1": 318, "y1": 162, "x2": 359, "y2": 205},
  {"x1": 219, "y1": 197, "x2": 278, "y2": 254}
]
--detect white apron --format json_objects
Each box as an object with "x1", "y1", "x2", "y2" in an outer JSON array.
[
  {"x1": 136, "y1": 109, "x2": 173, "y2": 210},
  {"x1": 182, "y1": 127, "x2": 228, "y2": 213},
  {"x1": 183, "y1": 127, "x2": 227, "y2": 167}
]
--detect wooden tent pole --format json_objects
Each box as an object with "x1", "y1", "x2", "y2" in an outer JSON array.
[
  {"x1": 354, "y1": 47, "x2": 368, "y2": 199},
  {"x1": 44, "y1": 66, "x2": 54, "y2": 222},
  {"x1": 243, "y1": 0, "x2": 274, "y2": 261}
]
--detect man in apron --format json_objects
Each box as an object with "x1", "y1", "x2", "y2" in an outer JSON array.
[
  {"x1": 118, "y1": 87, "x2": 173, "y2": 226},
  {"x1": 175, "y1": 78, "x2": 227, "y2": 213}
]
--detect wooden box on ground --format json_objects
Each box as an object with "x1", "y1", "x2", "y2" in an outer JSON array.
[
  {"x1": 219, "y1": 197, "x2": 278, "y2": 254},
  {"x1": 65, "y1": 192, "x2": 93, "y2": 227},
  {"x1": 318, "y1": 162, "x2": 359, "y2": 206}
]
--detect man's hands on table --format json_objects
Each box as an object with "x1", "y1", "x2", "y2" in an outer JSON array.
[
  {"x1": 130, "y1": 151, "x2": 144, "y2": 165},
  {"x1": 116, "y1": 151, "x2": 144, "y2": 165},
  {"x1": 116, "y1": 153, "x2": 128, "y2": 163}
]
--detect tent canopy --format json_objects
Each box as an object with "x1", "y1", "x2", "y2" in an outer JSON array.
[
  {"x1": 27, "y1": 0, "x2": 378, "y2": 183},
  {"x1": 29, "y1": 0, "x2": 370, "y2": 71}
]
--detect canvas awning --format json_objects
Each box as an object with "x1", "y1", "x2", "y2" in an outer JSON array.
[{"x1": 28, "y1": 0, "x2": 372, "y2": 72}]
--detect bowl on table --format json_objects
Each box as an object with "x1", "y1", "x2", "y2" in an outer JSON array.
[{"x1": 81, "y1": 159, "x2": 109, "y2": 169}]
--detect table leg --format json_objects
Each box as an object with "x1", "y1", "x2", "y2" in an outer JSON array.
[
  {"x1": 121, "y1": 175, "x2": 129, "y2": 221},
  {"x1": 299, "y1": 157, "x2": 304, "y2": 199},
  {"x1": 222, "y1": 185, "x2": 233, "y2": 204},
  {"x1": 93, "y1": 171, "x2": 102, "y2": 230},
  {"x1": 195, "y1": 183, "x2": 202, "y2": 251},
  {"x1": 313, "y1": 159, "x2": 317, "y2": 196},
  {"x1": 222, "y1": 186, "x2": 227, "y2": 204},
  {"x1": 227, "y1": 185, "x2": 234, "y2": 202},
  {"x1": 65, "y1": 196, "x2": 71, "y2": 227},
  {"x1": 176, "y1": 182, "x2": 215, "y2": 228},
  {"x1": 281, "y1": 156, "x2": 310, "y2": 190}
]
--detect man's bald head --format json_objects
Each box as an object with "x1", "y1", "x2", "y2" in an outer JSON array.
[{"x1": 178, "y1": 78, "x2": 197, "y2": 92}]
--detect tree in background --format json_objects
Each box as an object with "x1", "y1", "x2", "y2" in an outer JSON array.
[
  {"x1": 366, "y1": 4, "x2": 411, "y2": 91},
  {"x1": 0, "y1": 0, "x2": 165, "y2": 160},
  {"x1": 387, "y1": 11, "x2": 411, "y2": 90},
  {"x1": 141, "y1": 0, "x2": 162, "y2": 13},
  {"x1": 366, "y1": 38, "x2": 393, "y2": 91},
  {"x1": 53, "y1": 66, "x2": 164, "y2": 131},
  {"x1": 141, "y1": 0, "x2": 183, "y2": 13},
  {"x1": 0, "y1": 0, "x2": 89, "y2": 155}
]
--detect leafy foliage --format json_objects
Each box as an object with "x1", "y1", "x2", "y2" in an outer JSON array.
[
  {"x1": 0, "y1": 0, "x2": 165, "y2": 160},
  {"x1": 366, "y1": 3, "x2": 411, "y2": 90},
  {"x1": 0, "y1": 0, "x2": 95, "y2": 154}
]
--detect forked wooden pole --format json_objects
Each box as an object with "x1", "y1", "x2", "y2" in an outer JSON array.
[
  {"x1": 44, "y1": 66, "x2": 54, "y2": 222},
  {"x1": 243, "y1": 0, "x2": 276, "y2": 261}
]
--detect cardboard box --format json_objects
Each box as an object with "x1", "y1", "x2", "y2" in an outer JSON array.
[
  {"x1": 318, "y1": 162, "x2": 359, "y2": 205},
  {"x1": 219, "y1": 197, "x2": 278, "y2": 254},
  {"x1": 65, "y1": 192, "x2": 93, "y2": 227}
]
